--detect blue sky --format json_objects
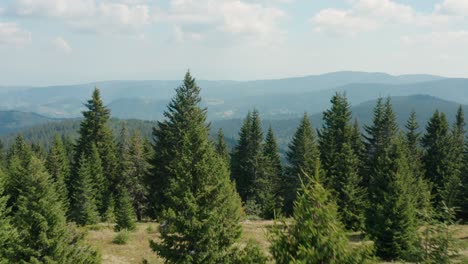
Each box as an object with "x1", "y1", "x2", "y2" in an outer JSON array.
[{"x1": 0, "y1": 0, "x2": 467, "y2": 85}]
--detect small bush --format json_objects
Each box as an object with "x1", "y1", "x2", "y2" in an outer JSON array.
[
  {"x1": 146, "y1": 224, "x2": 156, "y2": 234},
  {"x1": 229, "y1": 240, "x2": 268, "y2": 264},
  {"x1": 112, "y1": 229, "x2": 130, "y2": 245}
]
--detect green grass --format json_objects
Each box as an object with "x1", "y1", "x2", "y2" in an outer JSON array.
[{"x1": 84, "y1": 221, "x2": 468, "y2": 264}]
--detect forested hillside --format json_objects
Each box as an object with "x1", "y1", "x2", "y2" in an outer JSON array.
[{"x1": 0, "y1": 72, "x2": 467, "y2": 263}]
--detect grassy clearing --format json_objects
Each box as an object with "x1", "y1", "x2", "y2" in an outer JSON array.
[{"x1": 84, "y1": 221, "x2": 468, "y2": 264}]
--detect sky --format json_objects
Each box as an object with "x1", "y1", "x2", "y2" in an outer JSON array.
[{"x1": 0, "y1": 0, "x2": 467, "y2": 86}]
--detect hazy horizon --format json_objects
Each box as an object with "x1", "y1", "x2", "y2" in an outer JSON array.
[{"x1": 1, "y1": 0, "x2": 468, "y2": 86}]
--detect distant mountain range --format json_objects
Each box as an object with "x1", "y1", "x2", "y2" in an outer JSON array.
[
  {"x1": 1, "y1": 95, "x2": 465, "y2": 152},
  {"x1": 0, "y1": 71, "x2": 460, "y2": 120}
]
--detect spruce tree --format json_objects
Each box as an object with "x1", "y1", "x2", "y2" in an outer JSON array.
[
  {"x1": 69, "y1": 154, "x2": 100, "y2": 225},
  {"x1": 318, "y1": 92, "x2": 366, "y2": 230},
  {"x1": 365, "y1": 99, "x2": 421, "y2": 260},
  {"x1": 11, "y1": 156, "x2": 100, "y2": 263},
  {"x1": 46, "y1": 134, "x2": 71, "y2": 211},
  {"x1": 452, "y1": 106, "x2": 465, "y2": 216},
  {"x1": 128, "y1": 131, "x2": 149, "y2": 221},
  {"x1": 0, "y1": 169, "x2": 17, "y2": 262},
  {"x1": 215, "y1": 128, "x2": 230, "y2": 163},
  {"x1": 367, "y1": 135, "x2": 421, "y2": 260},
  {"x1": 230, "y1": 110, "x2": 264, "y2": 202},
  {"x1": 149, "y1": 72, "x2": 243, "y2": 263},
  {"x1": 404, "y1": 111, "x2": 431, "y2": 217},
  {"x1": 270, "y1": 162, "x2": 374, "y2": 263},
  {"x1": 118, "y1": 123, "x2": 133, "y2": 188},
  {"x1": 422, "y1": 110, "x2": 461, "y2": 209},
  {"x1": 115, "y1": 188, "x2": 136, "y2": 231},
  {"x1": 284, "y1": 113, "x2": 319, "y2": 215},
  {"x1": 262, "y1": 125, "x2": 283, "y2": 216},
  {"x1": 5, "y1": 136, "x2": 32, "y2": 210},
  {"x1": 89, "y1": 143, "x2": 107, "y2": 214},
  {"x1": 74, "y1": 88, "x2": 118, "y2": 215}
]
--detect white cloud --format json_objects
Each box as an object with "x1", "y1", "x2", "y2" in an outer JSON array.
[
  {"x1": 402, "y1": 31, "x2": 468, "y2": 47},
  {"x1": 12, "y1": 0, "x2": 155, "y2": 35},
  {"x1": 52, "y1": 36, "x2": 72, "y2": 53},
  {"x1": 167, "y1": 0, "x2": 285, "y2": 44},
  {"x1": 311, "y1": 0, "x2": 456, "y2": 35},
  {"x1": 312, "y1": 8, "x2": 378, "y2": 35},
  {"x1": 436, "y1": 0, "x2": 468, "y2": 16},
  {"x1": 0, "y1": 22, "x2": 31, "y2": 46}
]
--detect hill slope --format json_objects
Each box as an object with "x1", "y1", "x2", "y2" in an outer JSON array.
[
  {"x1": 0, "y1": 71, "x2": 446, "y2": 119},
  {"x1": 2, "y1": 95, "x2": 465, "y2": 152}
]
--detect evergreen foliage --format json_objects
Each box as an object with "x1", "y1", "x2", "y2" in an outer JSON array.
[
  {"x1": 128, "y1": 130, "x2": 149, "y2": 221},
  {"x1": 230, "y1": 110, "x2": 264, "y2": 202},
  {"x1": 11, "y1": 156, "x2": 100, "y2": 263},
  {"x1": 46, "y1": 134, "x2": 71, "y2": 211},
  {"x1": 270, "y1": 162, "x2": 374, "y2": 263},
  {"x1": 69, "y1": 154, "x2": 100, "y2": 225},
  {"x1": 149, "y1": 72, "x2": 243, "y2": 263},
  {"x1": 318, "y1": 92, "x2": 366, "y2": 230},
  {"x1": 73, "y1": 88, "x2": 118, "y2": 216},
  {"x1": 115, "y1": 188, "x2": 136, "y2": 231},
  {"x1": 366, "y1": 135, "x2": 421, "y2": 261},
  {"x1": 365, "y1": 99, "x2": 421, "y2": 261},
  {"x1": 284, "y1": 113, "x2": 319, "y2": 215},
  {"x1": 0, "y1": 169, "x2": 18, "y2": 262},
  {"x1": 422, "y1": 110, "x2": 462, "y2": 209},
  {"x1": 215, "y1": 128, "x2": 230, "y2": 163}
]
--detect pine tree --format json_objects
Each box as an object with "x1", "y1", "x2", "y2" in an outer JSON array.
[
  {"x1": 452, "y1": 106, "x2": 466, "y2": 217},
  {"x1": 115, "y1": 188, "x2": 136, "y2": 231},
  {"x1": 270, "y1": 161, "x2": 374, "y2": 263},
  {"x1": 318, "y1": 92, "x2": 366, "y2": 230},
  {"x1": 128, "y1": 131, "x2": 149, "y2": 221},
  {"x1": 215, "y1": 128, "x2": 230, "y2": 163},
  {"x1": 4, "y1": 135, "x2": 32, "y2": 210},
  {"x1": 69, "y1": 154, "x2": 100, "y2": 225},
  {"x1": 404, "y1": 111, "x2": 431, "y2": 217},
  {"x1": 422, "y1": 110, "x2": 461, "y2": 209},
  {"x1": 7, "y1": 134, "x2": 32, "y2": 167},
  {"x1": 46, "y1": 134, "x2": 71, "y2": 211},
  {"x1": 89, "y1": 143, "x2": 107, "y2": 215},
  {"x1": 0, "y1": 169, "x2": 18, "y2": 262},
  {"x1": 230, "y1": 110, "x2": 264, "y2": 202},
  {"x1": 11, "y1": 156, "x2": 100, "y2": 263},
  {"x1": 284, "y1": 113, "x2": 319, "y2": 215},
  {"x1": 262, "y1": 125, "x2": 283, "y2": 217},
  {"x1": 73, "y1": 88, "x2": 118, "y2": 215},
  {"x1": 118, "y1": 123, "x2": 133, "y2": 188},
  {"x1": 363, "y1": 98, "x2": 398, "y2": 187},
  {"x1": 364, "y1": 99, "x2": 421, "y2": 260},
  {"x1": 264, "y1": 125, "x2": 282, "y2": 178},
  {"x1": 149, "y1": 72, "x2": 243, "y2": 263},
  {"x1": 366, "y1": 135, "x2": 421, "y2": 261}
]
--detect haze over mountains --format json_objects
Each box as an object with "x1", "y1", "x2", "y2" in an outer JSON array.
[
  {"x1": 0, "y1": 71, "x2": 462, "y2": 120},
  {"x1": 0, "y1": 71, "x2": 466, "y2": 144}
]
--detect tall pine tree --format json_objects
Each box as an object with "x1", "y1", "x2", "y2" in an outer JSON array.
[
  {"x1": 365, "y1": 99, "x2": 420, "y2": 260},
  {"x1": 215, "y1": 128, "x2": 230, "y2": 164},
  {"x1": 73, "y1": 88, "x2": 118, "y2": 215},
  {"x1": 318, "y1": 92, "x2": 366, "y2": 230},
  {"x1": 128, "y1": 130, "x2": 149, "y2": 221},
  {"x1": 11, "y1": 156, "x2": 99, "y2": 263},
  {"x1": 46, "y1": 134, "x2": 71, "y2": 211},
  {"x1": 149, "y1": 72, "x2": 243, "y2": 263},
  {"x1": 230, "y1": 110, "x2": 264, "y2": 202},
  {"x1": 270, "y1": 161, "x2": 373, "y2": 263},
  {"x1": 284, "y1": 113, "x2": 319, "y2": 215},
  {"x1": 69, "y1": 154, "x2": 100, "y2": 225},
  {"x1": 0, "y1": 168, "x2": 17, "y2": 262},
  {"x1": 422, "y1": 110, "x2": 461, "y2": 209}
]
